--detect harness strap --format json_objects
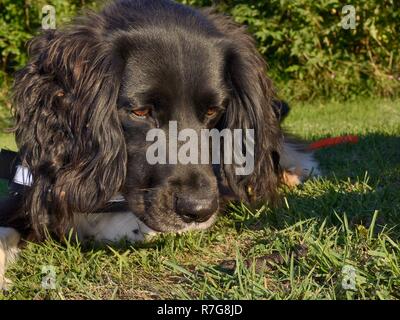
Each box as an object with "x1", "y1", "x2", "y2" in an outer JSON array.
[
  {"x1": 0, "y1": 149, "x2": 130, "y2": 214},
  {"x1": 0, "y1": 149, "x2": 18, "y2": 181}
]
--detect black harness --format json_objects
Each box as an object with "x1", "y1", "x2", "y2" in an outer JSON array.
[
  {"x1": 0, "y1": 149, "x2": 130, "y2": 217},
  {"x1": 0, "y1": 149, "x2": 25, "y2": 217}
]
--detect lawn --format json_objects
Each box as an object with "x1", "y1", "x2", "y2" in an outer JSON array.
[{"x1": 0, "y1": 98, "x2": 399, "y2": 300}]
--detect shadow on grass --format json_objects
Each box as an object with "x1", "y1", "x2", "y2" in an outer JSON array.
[
  {"x1": 233, "y1": 133, "x2": 400, "y2": 236},
  {"x1": 315, "y1": 133, "x2": 400, "y2": 183}
]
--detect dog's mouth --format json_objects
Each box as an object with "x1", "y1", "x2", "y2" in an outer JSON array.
[
  {"x1": 122, "y1": 195, "x2": 219, "y2": 233},
  {"x1": 120, "y1": 175, "x2": 221, "y2": 233},
  {"x1": 132, "y1": 208, "x2": 219, "y2": 233}
]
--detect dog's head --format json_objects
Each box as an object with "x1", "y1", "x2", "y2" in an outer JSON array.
[{"x1": 13, "y1": 0, "x2": 282, "y2": 238}]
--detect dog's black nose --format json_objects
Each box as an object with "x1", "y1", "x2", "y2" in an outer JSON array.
[{"x1": 175, "y1": 195, "x2": 218, "y2": 223}]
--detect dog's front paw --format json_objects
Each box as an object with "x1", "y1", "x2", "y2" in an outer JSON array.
[
  {"x1": 280, "y1": 141, "x2": 321, "y2": 187},
  {"x1": 282, "y1": 169, "x2": 303, "y2": 187},
  {"x1": 0, "y1": 228, "x2": 21, "y2": 291},
  {"x1": 0, "y1": 275, "x2": 12, "y2": 292},
  {"x1": 76, "y1": 212, "x2": 156, "y2": 244},
  {"x1": 96, "y1": 213, "x2": 146, "y2": 243}
]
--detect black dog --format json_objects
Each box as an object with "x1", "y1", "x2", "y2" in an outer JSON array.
[{"x1": 1, "y1": 0, "x2": 319, "y2": 249}]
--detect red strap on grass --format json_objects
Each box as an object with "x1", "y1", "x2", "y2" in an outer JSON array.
[{"x1": 308, "y1": 135, "x2": 359, "y2": 151}]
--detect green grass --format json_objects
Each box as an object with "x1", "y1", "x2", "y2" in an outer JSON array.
[
  {"x1": 0, "y1": 98, "x2": 399, "y2": 300},
  {"x1": 0, "y1": 133, "x2": 17, "y2": 151}
]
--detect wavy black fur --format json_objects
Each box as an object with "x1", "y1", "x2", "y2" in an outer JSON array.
[{"x1": 10, "y1": 0, "x2": 283, "y2": 240}]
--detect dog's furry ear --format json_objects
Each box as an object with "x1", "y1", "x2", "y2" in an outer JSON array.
[
  {"x1": 12, "y1": 15, "x2": 127, "y2": 239},
  {"x1": 206, "y1": 10, "x2": 283, "y2": 204}
]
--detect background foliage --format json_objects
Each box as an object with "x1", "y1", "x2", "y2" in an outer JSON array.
[
  {"x1": 0, "y1": 0, "x2": 399, "y2": 123},
  {"x1": 184, "y1": 0, "x2": 400, "y2": 101}
]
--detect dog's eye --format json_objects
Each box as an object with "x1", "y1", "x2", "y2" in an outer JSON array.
[
  {"x1": 206, "y1": 107, "x2": 219, "y2": 117},
  {"x1": 132, "y1": 107, "x2": 152, "y2": 119}
]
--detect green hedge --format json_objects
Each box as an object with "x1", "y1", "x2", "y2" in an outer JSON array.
[
  {"x1": 0, "y1": 0, "x2": 399, "y2": 114},
  {"x1": 184, "y1": 0, "x2": 400, "y2": 101}
]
